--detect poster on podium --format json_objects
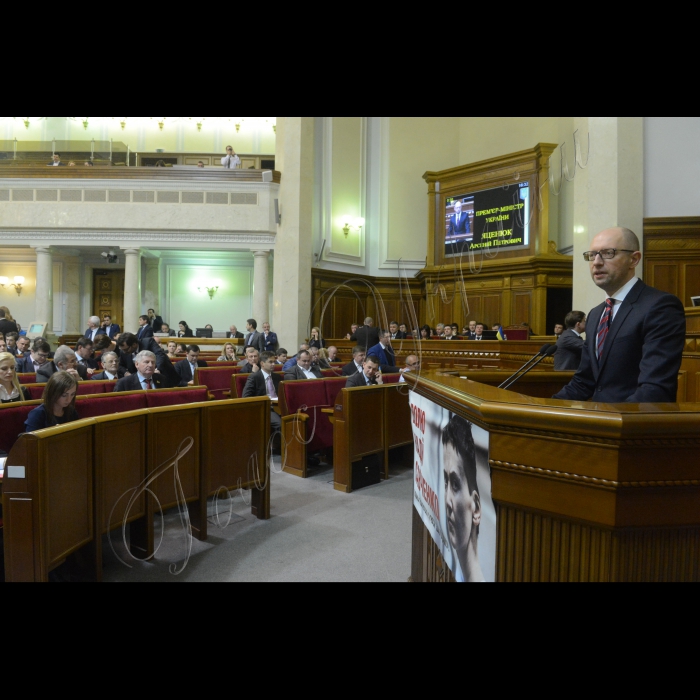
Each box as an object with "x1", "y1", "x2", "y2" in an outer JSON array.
[{"x1": 410, "y1": 391, "x2": 496, "y2": 583}]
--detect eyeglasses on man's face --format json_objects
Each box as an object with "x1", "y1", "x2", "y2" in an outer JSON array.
[{"x1": 583, "y1": 249, "x2": 636, "y2": 262}]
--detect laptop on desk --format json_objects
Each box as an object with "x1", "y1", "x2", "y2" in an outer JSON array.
[
  {"x1": 692, "y1": 296, "x2": 700, "y2": 308},
  {"x1": 196, "y1": 329, "x2": 213, "y2": 339}
]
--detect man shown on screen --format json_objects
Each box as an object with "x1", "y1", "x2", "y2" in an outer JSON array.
[{"x1": 448, "y1": 199, "x2": 472, "y2": 238}]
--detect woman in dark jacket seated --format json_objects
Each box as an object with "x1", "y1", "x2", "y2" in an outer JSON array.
[
  {"x1": 0, "y1": 351, "x2": 31, "y2": 403},
  {"x1": 24, "y1": 371, "x2": 80, "y2": 432},
  {"x1": 177, "y1": 321, "x2": 193, "y2": 338}
]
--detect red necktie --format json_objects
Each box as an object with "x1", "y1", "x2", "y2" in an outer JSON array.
[
  {"x1": 144, "y1": 379, "x2": 152, "y2": 390},
  {"x1": 596, "y1": 298, "x2": 614, "y2": 360}
]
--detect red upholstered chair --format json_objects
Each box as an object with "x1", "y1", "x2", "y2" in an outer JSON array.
[
  {"x1": 321, "y1": 369, "x2": 343, "y2": 378},
  {"x1": 77, "y1": 381, "x2": 110, "y2": 396},
  {"x1": 27, "y1": 385, "x2": 46, "y2": 400},
  {"x1": 233, "y1": 373, "x2": 250, "y2": 399},
  {"x1": 382, "y1": 374, "x2": 402, "y2": 385},
  {"x1": 196, "y1": 367, "x2": 240, "y2": 400},
  {"x1": 0, "y1": 404, "x2": 38, "y2": 454},
  {"x1": 17, "y1": 373, "x2": 38, "y2": 385},
  {"x1": 325, "y1": 377, "x2": 349, "y2": 408},
  {"x1": 75, "y1": 394, "x2": 148, "y2": 419},
  {"x1": 146, "y1": 388, "x2": 209, "y2": 408}
]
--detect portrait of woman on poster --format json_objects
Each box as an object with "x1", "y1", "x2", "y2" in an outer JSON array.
[{"x1": 442, "y1": 414, "x2": 485, "y2": 583}]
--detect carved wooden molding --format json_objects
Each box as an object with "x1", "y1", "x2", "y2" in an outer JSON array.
[{"x1": 646, "y1": 238, "x2": 700, "y2": 252}]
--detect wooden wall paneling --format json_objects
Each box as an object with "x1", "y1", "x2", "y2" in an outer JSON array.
[
  {"x1": 482, "y1": 295, "x2": 502, "y2": 328},
  {"x1": 513, "y1": 292, "x2": 532, "y2": 327},
  {"x1": 648, "y1": 263, "x2": 680, "y2": 298},
  {"x1": 684, "y1": 263, "x2": 700, "y2": 305}
]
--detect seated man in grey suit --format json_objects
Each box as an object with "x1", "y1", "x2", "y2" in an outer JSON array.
[
  {"x1": 242, "y1": 351, "x2": 282, "y2": 431},
  {"x1": 38, "y1": 345, "x2": 88, "y2": 382},
  {"x1": 92, "y1": 352, "x2": 120, "y2": 381},
  {"x1": 341, "y1": 347, "x2": 366, "y2": 377},
  {"x1": 554, "y1": 227, "x2": 686, "y2": 403},
  {"x1": 554, "y1": 311, "x2": 587, "y2": 371},
  {"x1": 174, "y1": 344, "x2": 209, "y2": 386},
  {"x1": 284, "y1": 351, "x2": 323, "y2": 381},
  {"x1": 115, "y1": 351, "x2": 165, "y2": 392},
  {"x1": 346, "y1": 356, "x2": 384, "y2": 388}
]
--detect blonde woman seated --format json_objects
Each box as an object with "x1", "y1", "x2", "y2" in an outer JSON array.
[
  {"x1": 0, "y1": 351, "x2": 31, "y2": 403},
  {"x1": 217, "y1": 343, "x2": 237, "y2": 362},
  {"x1": 24, "y1": 371, "x2": 79, "y2": 432},
  {"x1": 317, "y1": 348, "x2": 332, "y2": 370},
  {"x1": 166, "y1": 341, "x2": 179, "y2": 360}
]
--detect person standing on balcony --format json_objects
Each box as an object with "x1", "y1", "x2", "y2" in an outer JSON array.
[{"x1": 221, "y1": 146, "x2": 241, "y2": 169}]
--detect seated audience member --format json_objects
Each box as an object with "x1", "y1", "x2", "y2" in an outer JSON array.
[
  {"x1": 155, "y1": 160, "x2": 166, "y2": 168},
  {"x1": 217, "y1": 343, "x2": 237, "y2": 362},
  {"x1": 38, "y1": 345, "x2": 88, "y2": 382},
  {"x1": 464, "y1": 321, "x2": 478, "y2": 340},
  {"x1": 285, "y1": 351, "x2": 323, "y2": 381},
  {"x1": 419, "y1": 325, "x2": 432, "y2": 341},
  {"x1": 0, "y1": 351, "x2": 31, "y2": 403},
  {"x1": 48, "y1": 153, "x2": 66, "y2": 167},
  {"x1": 309, "y1": 327, "x2": 325, "y2": 350},
  {"x1": 554, "y1": 323, "x2": 565, "y2": 339},
  {"x1": 474, "y1": 324, "x2": 486, "y2": 341},
  {"x1": 341, "y1": 346, "x2": 366, "y2": 377},
  {"x1": 92, "y1": 352, "x2": 120, "y2": 381},
  {"x1": 0, "y1": 307, "x2": 19, "y2": 336},
  {"x1": 160, "y1": 323, "x2": 176, "y2": 337},
  {"x1": 242, "y1": 351, "x2": 282, "y2": 431},
  {"x1": 435, "y1": 323, "x2": 446, "y2": 337},
  {"x1": 390, "y1": 322, "x2": 407, "y2": 340},
  {"x1": 282, "y1": 343, "x2": 310, "y2": 372},
  {"x1": 367, "y1": 331, "x2": 399, "y2": 372},
  {"x1": 166, "y1": 341, "x2": 179, "y2": 360},
  {"x1": 101, "y1": 314, "x2": 121, "y2": 339},
  {"x1": 554, "y1": 311, "x2": 587, "y2": 372},
  {"x1": 5, "y1": 332, "x2": 19, "y2": 355},
  {"x1": 239, "y1": 347, "x2": 261, "y2": 374},
  {"x1": 84, "y1": 161, "x2": 94, "y2": 167},
  {"x1": 451, "y1": 324, "x2": 461, "y2": 337},
  {"x1": 317, "y1": 348, "x2": 332, "y2": 370},
  {"x1": 178, "y1": 321, "x2": 193, "y2": 338},
  {"x1": 117, "y1": 333, "x2": 180, "y2": 388},
  {"x1": 114, "y1": 351, "x2": 164, "y2": 392},
  {"x1": 0, "y1": 339, "x2": 6, "y2": 353},
  {"x1": 15, "y1": 335, "x2": 30, "y2": 358},
  {"x1": 68, "y1": 162, "x2": 76, "y2": 167},
  {"x1": 175, "y1": 345, "x2": 208, "y2": 386},
  {"x1": 261, "y1": 322, "x2": 279, "y2": 354},
  {"x1": 25, "y1": 372, "x2": 79, "y2": 432},
  {"x1": 16, "y1": 340, "x2": 51, "y2": 374},
  {"x1": 137, "y1": 315, "x2": 155, "y2": 341},
  {"x1": 276, "y1": 349, "x2": 289, "y2": 366},
  {"x1": 93, "y1": 334, "x2": 116, "y2": 358},
  {"x1": 228, "y1": 325, "x2": 244, "y2": 340},
  {"x1": 443, "y1": 326, "x2": 457, "y2": 340},
  {"x1": 399, "y1": 355, "x2": 421, "y2": 384},
  {"x1": 399, "y1": 324, "x2": 410, "y2": 337},
  {"x1": 84, "y1": 316, "x2": 104, "y2": 342},
  {"x1": 345, "y1": 324, "x2": 359, "y2": 341},
  {"x1": 74, "y1": 337, "x2": 98, "y2": 375},
  {"x1": 197, "y1": 161, "x2": 205, "y2": 169},
  {"x1": 327, "y1": 346, "x2": 340, "y2": 363},
  {"x1": 346, "y1": 356, "x2": 383, "y2": 388},
  {"x1": 205, "y1": 325, "x2": 214, "y2": 332},
  {"x1": 176, "y1": 343, "x2": 186, "y2": 354}
]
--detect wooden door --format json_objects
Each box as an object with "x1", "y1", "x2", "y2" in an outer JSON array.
[{"x1": 93, "y1": 270, "x2": 125, "y2": 328}]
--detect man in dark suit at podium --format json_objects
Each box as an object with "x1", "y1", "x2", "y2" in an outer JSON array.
[
  {"x1": 448, "y1": 200, "x2": 471, "y2": 238},
  {"x1": 554, "y1": 228, "x2": 686, "y2": 404}
]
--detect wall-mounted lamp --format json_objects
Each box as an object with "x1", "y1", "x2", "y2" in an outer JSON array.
[
  {"x1": 198, "y1": 284, "x2": 220, "y2": 300},
  {"x1": 343, "y1": 217, "x2": 365, "y2": 238},
  {"x1": 0, "y1": 276, "x2": 25, "y2": 296}
]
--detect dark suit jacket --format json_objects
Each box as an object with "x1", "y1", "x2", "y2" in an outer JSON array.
[
  {"x1": 102, "y1": 324, "x2": 122, "y2": 339},
  {"x1": 554, "y1": 330, "x2": 585, "y2": 371},
  {"x1": 228, "y1": 332, "x2": 245, "y2": 340},
  {"x1": 16, "y1": 356, "x2": 39, "y2": 374},
  {"x1": 284, "y1": 365, "x2": 323, "y2": 382},
  {"x1": 114, "y1": 373, "x2": 166, "y2": 393},
  {"x1": 239, "y1": 363, "x2": 259, "y2": 375},
  {"x1": 244, "y1": 331, "x2": 265, "y2": 354},
  {"x1": 346, "y1": 372, "x2": 379, "y2": 388},
  {"x1": 84, "y1": 328, "x2": 106, "y2": 342},
  {"x1": 91, "y1": 371, "x2": 119, "y2": 382},
  {"x1": 174, "y1": 359, "x2": 209, "y2": 386},
  {"x1": 242, "y1": 371, "x2": 281, "y2": 399},
  {"x1": 149, "y1": 316, "x2": 164, "y2": 333},
  {"x1": 367, "y1": 343, "x2": 397, "y2": 370},
  {"x1": 137, "y1": 326, "x2": 155, "y2": 341},
  {"x1": 262, "y1": 332, "x2": 279, "y2": 354},
  {"x1": 0, "y1": 319, "x2": 19, "y2": 337},
  {"x1": 118, "y1": 338, "x2": 179, "y2": 388},
  {"x1": 391, "y1": 332, "x2": 408, "y2": 341},
  {"x1": 465, "y1": 332, "x2": 477, "y2": 341},
  {"x1": 37, "y1": 362, "x2": 88, "y2": 382},
  {"x1": 351, "y1": 326, "x2": 380, "y2": 351},
  {"x1": 554, "y1": 280, "x2": 686, "y2": 404},
  {"x1": 448, "y1": 212, "x2": 471, "y2": 236},
  {"x1": 341, "y1": 362, "x2": 363, "y2": 377}
]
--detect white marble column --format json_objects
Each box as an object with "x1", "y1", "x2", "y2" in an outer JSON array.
[
  {"x1": 62, "y1": 252, "x2": 82, "y2": 334},
  {"x1": 572, "y1": 117, "x2": 644, "y2": 314},
  {"x1": 122, "y1": 248, "x2": 142, "y2": 334},
  {"x1": 34, "y1": 246, "x2": 54, "y2": 324},
  {"x1": 272, "y1": 117, "x2": 315, "y2": 349},
  {"x1": 253, "y1": 250, "x2": 271, "y2": 324}
]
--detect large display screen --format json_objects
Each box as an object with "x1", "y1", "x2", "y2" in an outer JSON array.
[{"x1": 445, "y1": 181, "x2": 531, "y2": 258}]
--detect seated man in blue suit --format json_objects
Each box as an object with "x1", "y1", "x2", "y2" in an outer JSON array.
[
  {"x1": 174, "y1": 344, "x2": 209, "y2": 386},
  {"x1": 367, "y1": 331, "x2": 400, "y2": 373},
  {"x1": 554, "y1": 227, "x2": 686, "y2": 404}
]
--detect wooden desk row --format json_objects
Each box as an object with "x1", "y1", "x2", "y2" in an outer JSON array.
[{"x1": 3, "y1": 397, "x2": 271, "y2": 583}]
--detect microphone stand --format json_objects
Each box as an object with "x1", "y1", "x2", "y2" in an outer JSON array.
[
  {"x1": 501, "y1": 346, "x2": 558, "y2": 392},
  {"x1": 498, "y1": 345, "x2": 552, "y2": 390}
]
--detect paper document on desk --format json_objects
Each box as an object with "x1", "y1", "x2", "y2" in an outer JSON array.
[{"x1": 410, "y1": 391, "x2": 496, "y2": 583}]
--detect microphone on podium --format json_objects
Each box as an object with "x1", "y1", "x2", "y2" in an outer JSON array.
[{"x1": 498, "y1": 344, "x2": 558, "y2": 391}]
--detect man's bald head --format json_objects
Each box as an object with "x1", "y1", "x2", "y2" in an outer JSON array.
[{"x1": 589, "y1": 227, "x2": 642, "y2": 295}]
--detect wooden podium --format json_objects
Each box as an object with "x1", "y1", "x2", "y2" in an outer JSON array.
[{"x1": 406, "y1": 370, "x2": 700, "y2": 583}]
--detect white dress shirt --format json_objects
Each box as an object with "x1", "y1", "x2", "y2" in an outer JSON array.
[
  {"x1": 301, "y1": 367, "x2": 317, "y2": 380},
  {"x1": 221, "y1": 155, "x2": 241, "y2": 169},
  {"x1": 137, "y1": 373, "x2": 154, "y2": 390},
  {"x1": 609, "y1": 277, "x2": 640, "y2": 321}
]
